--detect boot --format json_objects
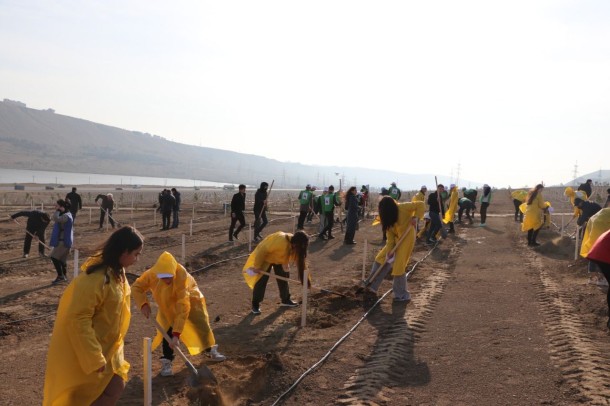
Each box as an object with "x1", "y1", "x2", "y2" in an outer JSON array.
[
  {"x1": 527, "y1": 229, "x2": 533, "y2": 246},
  {"x1": 160, "y1": 358, "x2": 173, "y2": 376},
  {"x1": 531, "y1": 229, "x2": 540, "y2": 246}
]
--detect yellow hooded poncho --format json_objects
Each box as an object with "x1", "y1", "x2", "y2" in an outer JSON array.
[
  {"x1": 375, "y1": 201, "x2": 425, "y2": 276},
  {"x1": 43, "y1": 261, "x2": 131, "y2": 406},
  {"x1": 131, "y1": 251, "x2": 215, "y2": 355},
  {"x1": 580, "y1": 208, "x2": 610, "y2": 258},
  {"x1": 511, "y1": 190, "x2": 527, "y2": 202},
  {"x1": 411, "y1": 191, "x2": 426, "y2": 203},
  {"x1": 564, "y1": 187, "x2": 588, "y2": 218},
  {"x1": 521, "y1": 192, "x2": 547, "y2": 232},
  {"x1": 443, "y1": 186, "x2": 458, "y2": 224},
  {"x1": 243, "y1": 232, "x2": 296, "y2": 288}
]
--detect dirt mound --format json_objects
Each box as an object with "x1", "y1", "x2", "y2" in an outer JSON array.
[{"x1": 536, "y1": 235, "x2": 574, "y2": 259}]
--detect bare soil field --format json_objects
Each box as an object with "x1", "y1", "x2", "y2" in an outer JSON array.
[{"x1": 1, "y1": 185, "x2": 609, "y2": 405}]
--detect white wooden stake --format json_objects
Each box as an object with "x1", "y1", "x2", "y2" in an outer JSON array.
[
  {"x1": 301, "y1": 267, "x2": 309, "y2": 327},
  {"x1": 190, "y1": 219, "x2": 193, "y2": 236},
  {"x1": 143, "y1": 337, "x2": 152, "y2": 406},
  {"x1": 41, "y1": 202, "x2": 44, "y2": 211},
  {"x1": 181, "y1": 234, "x2": 186, "y2": 263},
  {"x1": 73, "y1": 249, "x2": 79, "y2": 279},
  {"x1": 561, "y1": 213, "x2": 564, "y2": 236},
  {"x1": 89, "y1": 207, "x2": 92, "y2": 224},
  {"x1": 192, "y1": 204, "x2": 195, "y2": 218}
]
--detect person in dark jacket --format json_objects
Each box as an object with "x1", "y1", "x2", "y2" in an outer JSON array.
[
  {"x1": 253, "y1": 182, "x2": 269, "y2": 241},
  {"x1": 158, "y1": 189, "x2": 176, "y2": 230},
  {"x1": 50, "y1": 199, "x2": 74, "y2": 284},
  {"x1": 426, "y1": 184, "x2": 446, "y2": 245},
  {"x1": 11, "y1": 210, "x2": 51, "y2": 258},
  {"x1": 95, "y1": 193, "x2": 115, "y2": 229},
  {"x1": 605, "y1": 188, "x2": 610, "y2": 208},
  {"x1": 65, "y1": 187, "x2": 83, "y2": 220},
  {"x1": 344, "y1": 186, "x2": 359, "y2": 244},
  {"x1": 170, "y1": 188, "x2": 181, "y2": 229},
  {"x1": 574, "y1": 198, "x2": 602, "y2": 239},
  {"x1": 229, "y1": 184, "x2": 247, "y2": 241},
  {"x1": 577, "y1": 179, "x2": 593, "y2": 199}
]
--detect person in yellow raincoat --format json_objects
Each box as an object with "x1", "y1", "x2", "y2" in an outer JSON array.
[
  {"x1": 520, "y1": 184, "x2": 547, "y2": 247},
  {"x1": 511, "y1": 189, "x2": 527, "y2": 222},
  {"x1": 243, "y1": 230, "x2": 309, "y2": 315},
  {"x1": 564, "y1": 186, "x2": 588, "y2": 219},
  {"x1": 364, "y1": 196, "x2": 425, "y2": 302},
  {"x1": 132, "y1": 252, "x2": 225, "y2": 377},
  {"x1": 43, "y1": 226, "x2": 143, "y2": 406},
  {"x1": 443, "y1": 184, "x2": 458, "y2": 234},
  {"x1": 579, "y1": 208, "x2": 610, "y2": 286}
]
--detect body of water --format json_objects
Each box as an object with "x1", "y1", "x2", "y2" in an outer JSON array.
[{"x1": 0, "y1": 168, "x2": 230, "y2": 188}]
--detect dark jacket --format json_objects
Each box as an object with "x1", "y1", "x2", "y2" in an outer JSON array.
[
  {"x1": 254, "y1": 189, "x2": 268, "y2": 215},
  {"x1": 577, "y1": 201, "x2": 602, "y2": 226},
  {"x1": 427, "y1": 191, "x2": 445, "y2": 214},
  {"x1": 578, "y1": 182, "x2": 593, "y2": 199},
  {"x1": 65, "y1": 191, "x2": 82, "y2": 212},
  {"x1": 231, "y1": 192, "x2": 246, "y2": 214},
  {"x1": 172, "y1": 191, "x2": 181, "y2": 211},
  {"x1": 11, "y1": 210, "x2": 51, "y2": 231},
  {"x1": 159, "y1": 193, "x2": 176, "y2": 213},
  {"x1": 95, "y1": 195, "x2": 115, "y2": 211}
]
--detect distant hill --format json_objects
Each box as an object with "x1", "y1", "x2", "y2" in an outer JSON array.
[
  {"x1": 0, "y1": 99, "x2": 472, "y2": 190},
  {"x1": 570, "y1": 170, "x2": 610, "y2": 187}
]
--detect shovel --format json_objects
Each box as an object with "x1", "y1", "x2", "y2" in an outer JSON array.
[
  {"x1": 255, "y1": 269, "x2": 347, "y2": 298},
  {"x1": 151, "y1": 318, "x2": 217, "y2": 386}
]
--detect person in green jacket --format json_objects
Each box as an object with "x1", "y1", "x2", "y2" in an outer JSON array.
[
  {"x1": 479, "y1": 184, "x2": 493, "y2": 226},
  {"x1": 318, "y1": 185, "x2": 341, "y2": 240}
]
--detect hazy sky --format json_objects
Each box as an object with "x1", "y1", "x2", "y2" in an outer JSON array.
[{"x1": 1, "y1": 0, "x2": 609, "y2": 188}]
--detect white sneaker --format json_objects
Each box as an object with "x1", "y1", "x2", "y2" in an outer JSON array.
[
  {"x1": 207, "y1": 345, "x2": 227, "y2": 362},
  {"x1": 160, "y1": 358, "x2": 173, "y2": 376}
]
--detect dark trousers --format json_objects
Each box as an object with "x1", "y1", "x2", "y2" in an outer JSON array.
[
  {"x1": 171, "y1": 210, "x2": 179, "y2": 228},
  {"x1": 320, "y1": 211, "x2": 335, "y2": 237},
  {"x1": 69, "y1": 210, "x2": 78, "y2": 221},
  {"x1": 254, "y1": 211, "x2": 268, "y2": 237},
  {"x1": 593, "y1": 261, "x2": 610, "y2": 322},
  {"x1": 480, "y1": 202, "x2": 490, "y2": 224},
  {"x1": 51, "y1": 257, "x2": 66, "y2": 277},
  {"x1": 252, "y1": 264, "x2": 291, "y2": 307},
  {"x1": 427, "y1": 211, "x2": 442, "y2": 241},
  {"x1": 527, "y1": 228, "x2": 540, "y2": 244},
  {"x1": 513, "y1": 199, "x2": 523, "y2": 222},
  {"x1": 24, "y1": 227, "x2": 46, "y2": 255},
  {"x1": 162, "y1": 211, "x2": 171, "y2": 230},
  {"x1": 297, "y1": 211, "x2": 308, "y2": 229},
  {"x1": 161, "y1": 326, "x2": 175, "y2": 360},
  {"x1": 99, "y1": 209, "x2": 115, "y2": 228},
  {"x1": 458, "y1": 207, "x2": 472, "y2": 223},
  {"x1": 229, "y1": 212, "x2": 246, "y2": 238}
]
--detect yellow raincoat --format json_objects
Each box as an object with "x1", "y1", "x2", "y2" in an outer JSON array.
[
  {"x1": 521, "y1": 192, "x2": 547, "y2": 232},
  {"x1": 131, "y1": 252, "x2": 215, "y2": 355},
  {"x1": 580, "y1": 208, "x2": 610, "y2": 257},
  {"x1": 375, "y1": 202, "x2": 425, "y2": 276},
  {"x1": 511, "y1": 190, "x2": 527, "y2": 202},
  {"x1": 564, "y1": 187, "x2": 588, "y2": 218},
  {"x1": 43, "y1": 262, "x2": 131, "y2": 406},
  {"x1": 543, "y1": 201, "x2": 553, "y2": 228},
  {"x1": 243, "y1": 231, "x2": 298, "y2": 288},
  {"x1": 411, "y1": 191, "x2": 425, "y2": 203},
  {"x1": 443, "y1": 186, "x2": 458, "y2": 224}
]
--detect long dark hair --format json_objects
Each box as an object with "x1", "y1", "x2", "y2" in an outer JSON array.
[
  {"x1": 86, "y1": 226, "x2": 144, "y2": 281},
  {"x1": 378, "y1": 196, "x2": 399, "y2": 232},
  {"x1": 345, "y1": 186, "x2": 357, "y2": 210},
  {"x1": 290, "y1": 231, "x2": 309, "y2": 284},
  {"x1": 526, "y1": 184, "x2": 544, "y2": 205}
]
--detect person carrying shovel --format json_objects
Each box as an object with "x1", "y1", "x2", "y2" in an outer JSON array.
[
  {"x1": 363, "y1": 196, "x2": 425, "y2": 302},
  {"x1": 132, "y1": 251, "x2": 226, "y2": 377},
  {"x1": 243, "y1": 230, "x2": 309, "y2": 315}
]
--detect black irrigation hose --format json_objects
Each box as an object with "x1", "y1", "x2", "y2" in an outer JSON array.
[{"x1": 270, "y1": 242, "x2": 438, "y2": 405}]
